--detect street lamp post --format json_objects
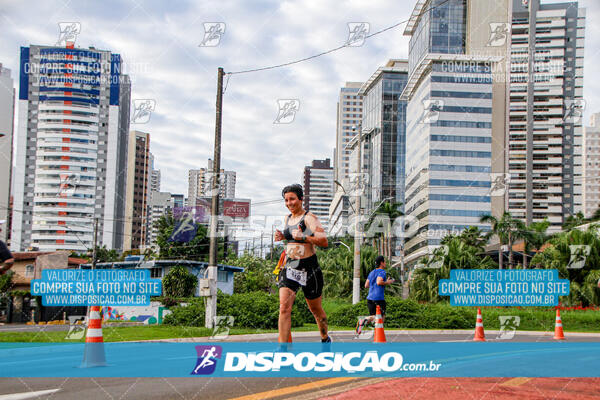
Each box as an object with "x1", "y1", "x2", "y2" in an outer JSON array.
[{"x1": 352, "y1": 125, "x2": 362, "y2": 305}]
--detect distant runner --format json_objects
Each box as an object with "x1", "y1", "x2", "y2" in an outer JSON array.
[{"x1": 356, "y1": 255, "x2": 395, "y2": 335}]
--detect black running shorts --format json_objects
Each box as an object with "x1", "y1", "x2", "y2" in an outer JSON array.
[
  {"x1": 367, "y1": 299, "x2": 386, "y2": 316},
  {"x1": 278, "y1": 254, "x2": 323, "y2": 300}
]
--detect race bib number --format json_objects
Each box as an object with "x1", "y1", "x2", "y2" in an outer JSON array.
[{"x1": 286, "y1": 268, "x2": 307, "y2": 286}]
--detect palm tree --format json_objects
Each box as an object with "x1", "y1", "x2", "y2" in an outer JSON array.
[
  {"x1": 480, "y1": 212, "x2": 528, "y2": 269},
  {"x1": 563, "y1": 212, "x2": 586, "y2": 231},
  {"x1": 523, "y1": 219, "x2": 550, "y2": 268},
  {"x1": 365, "y1": 201, "x2": 404, "y2": 261}
]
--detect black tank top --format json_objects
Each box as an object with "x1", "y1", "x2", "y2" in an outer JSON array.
[{"x1": 283, "y1": 211, "x2": 314, "y2": 242}]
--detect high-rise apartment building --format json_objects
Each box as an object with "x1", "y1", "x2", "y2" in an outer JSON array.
[
  {"x1": 124, "y1": 130, "x2": 150, "y2": 251},
  {"x1": 302, "y1": 159, "x2": 334, "y2": 230},
  {"x1": 583, "y1": 113, "x2": 600, "y2": 218},
  {"x1": 334, "y1": 82, "x2": 363, "y2": 184},
  {"x1": 0, "y1": 64, "x2": 14, "y2": 243},
  {"x1": 358, "y1": 60, "x2": 409, "y2": 213},
  {"x1": 188, "y1": 159, "x2": 235, "y2": 206},
  {"x1": 401, "y1": 0, "x2": 510, "y2": 262},
  {"x1": 12, "y1": 44, "x2": 131, "y2": 252},
  {"x1": 507, "y1": 0, "x2": 585, "y2": 231},
  {"x1": 146, "y1": 191, "x2": 173, "y2": 250}
]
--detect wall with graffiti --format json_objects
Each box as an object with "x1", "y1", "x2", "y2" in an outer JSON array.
[{"x1": 100, "y1": 301, "x2": 172, "y2": 324}]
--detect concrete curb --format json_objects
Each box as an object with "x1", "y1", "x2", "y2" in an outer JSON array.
[{"x1": 131, "y1": 329, "x2": 600, "y2": 342}]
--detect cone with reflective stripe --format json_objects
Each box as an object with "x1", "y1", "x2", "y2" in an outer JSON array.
[
  {"x1": 373, "y1": 305, "x2": 386, "y2": 343},
  {"x1": 81, "y1": 306, "x2": 107, "y2": 367},
  {"x1": 473, "y1": 307, "x2": 485, "y2": 342},
  {"x1": 553, "y1": 309, "x2": 566, "y2": 340}
]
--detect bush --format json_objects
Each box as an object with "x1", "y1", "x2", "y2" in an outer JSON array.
[
  {"x1": 162, "y1": 266, "x2": 198, "y2": 298},
  {"x1": 164, "y1": 291, "x2": 309, "y2": 329},
  {"x1": 328, "y1": 298, "x2": 473, "y2": 329}
]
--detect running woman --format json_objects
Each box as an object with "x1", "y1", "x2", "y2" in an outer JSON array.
[
  {"x1": 274, "y1": 184, "x2": 331, "y2": 343},
  {"x1": 356, "y1": 255, "x2": 395, "y2": 335}
]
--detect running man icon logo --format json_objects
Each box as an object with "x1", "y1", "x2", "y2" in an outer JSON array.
[
  {"x1": 211, "y1": 316, "x2": 235, "y2": 340},
  {"x1": 427, "y1": 245, "x2": 449, "y2": 269},
  {"x1": 346, "y1": 23, "x2": 370, "y2": 47},
  {"x1": 487, "y1": 23, "x2": 510, "y2": 47},
  {"x1": 56, "y1": 22, "x2": 81, "y2": 46},
  {"x1": 563, "y1": 99, "x2": 586, "y2": 124},
  {"x1": 497, "y1": 316, "x2": 520, "y2": 340},
  {"x1": 65, "y1": 315, "x2": 87, "y2": 340},
  {"x1": 169, "y1": 210, "x2": 197, "y2": 243},
  {"x1": 191, "y1": 345, "x2": 223, "y2": 375},
  {"x1": 419, "y1": 99, "x2": 444, "y2": 124},
  {"x1": 199, "y1": 23, "x2": 226, "y2": 47},
  {"x1": 488, "y1": 173, "x2": 511, "y2": 196},
  {"x1": 567, "y1": 245, "x2": 591, "y2": 269},
  {"x1": 274, "y1": 99, "x2": 300, "y2": 124},
  {"x1": 58, "y1": 173, "x2": 80, "y2": 197},
  {"x1": 131, "y1": 99, "x2": 156, "y2": 124}
]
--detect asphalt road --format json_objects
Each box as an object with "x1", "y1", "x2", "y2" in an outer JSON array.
[{"x1": 1, "y1": 330, "x2": 599, "y2": 400}]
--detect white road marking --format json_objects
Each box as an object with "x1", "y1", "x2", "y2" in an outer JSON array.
[{"x1": 0, "y1": 389, "x2": 61, "y2": 399}]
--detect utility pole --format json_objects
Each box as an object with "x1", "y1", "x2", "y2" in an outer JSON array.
[
  {"x1": 260, "y1": 233, "x2": 264, "y2": 259},
  {"x1": 87, "y1": 217, "x2": 99, "y2": 318},
  {"x1": 270, "y1": 225, "x2": 274, "y2": 262},
  {"x1": 352, "y1": 125, "x2": 362, "y2": 304},
  {"x1": 206, "y1": 67, "x2": 224, "y2": 329}
]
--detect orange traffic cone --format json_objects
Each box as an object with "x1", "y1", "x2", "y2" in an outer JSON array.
[
  {"x1": 81, "y1": 306, "x2": 107, "y2": 367},
  {"x1": 554, "y1": 309, "x2": 566, "y2": 340},
  {"x1": 473, "y1": 308, "x2": 486, "y2": 342},
  {"x1": 288, "y1": 331, "x2": 293, "y2": 343},
  {"x1": 373, "y1": 305, "x2": 386, "y2": 343}
]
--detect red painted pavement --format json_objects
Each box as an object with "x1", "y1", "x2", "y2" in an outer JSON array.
[{"x1": 322, "y1": 378, "x2": 600, "y2": 399}]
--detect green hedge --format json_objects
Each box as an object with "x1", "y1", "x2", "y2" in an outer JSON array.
[
  {"x1": 164, "y1": 290, "x2": 313, "y2": 329},
  {"x1": 328, "y1": 299, "x2": 472, "y2": 329},
  {"x1": 328, "y1": 298, "x2": 600, "y2": 331}
]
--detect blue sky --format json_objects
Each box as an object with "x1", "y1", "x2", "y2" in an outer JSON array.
[{"x1": 1, "y1": 0, "x2": 599, "y2": 219}]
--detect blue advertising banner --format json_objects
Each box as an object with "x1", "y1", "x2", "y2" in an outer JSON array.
[
  {"x1": 439, "y1": 269, "x2": 569, "y2": 306},
  {"x1": 1, "y1": 342, "x2": 599, "y2": 378}
]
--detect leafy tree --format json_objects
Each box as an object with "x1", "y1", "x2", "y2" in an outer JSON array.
[
  {"x1": 226, "y1": 253, "x2": 277, "y2": 294},
  {"x1": 94, "y1": 245, "x2": 120, "y2": 263},
  {"x1": 531, "y1": 225, "x2": 600, "y2": 306},
  {"x1": 162, "y1": 265, "x2": 198, "y2": 298},
  {"x1": 155, "y1": 212, "x2": 219, "y2": 261},
  {"x1": 410, "y1": 236, "x2": 496, "y2": 303}
]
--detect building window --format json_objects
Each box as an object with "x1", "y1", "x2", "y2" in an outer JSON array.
[
  {"x1": 151, "y1": 268, "x2": 162, "y2": 278},
  {"x1": 25, "y1": 264, "x2": 35, "y2": 278},
  {"x1": 217, "y1": 270, "x2": 228, "y2": 282}
]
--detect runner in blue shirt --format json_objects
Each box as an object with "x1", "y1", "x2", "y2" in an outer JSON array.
[{"x1": 356, "y1": 255, "x2": 395, "y2": 334}]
